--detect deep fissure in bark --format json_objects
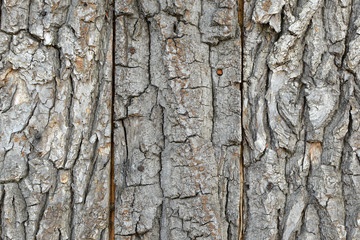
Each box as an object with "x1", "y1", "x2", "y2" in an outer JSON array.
[
  {"x1": 109, "y1": 3, "x2": 116, "y2": 240},
  {"x1": 238, "y1": 0, "x2": 245, "y2": 238}
]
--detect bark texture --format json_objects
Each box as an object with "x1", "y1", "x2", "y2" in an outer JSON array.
[
  {"x1": 0, "y1": 0, "x2": 112, "y2": 239},
  {"x1": 244, "y1": 0, "x2": 360, "y2": 239},
  {"x1": 114, "y1": 0, "x2": 241, "y2": 239},
  {"x1": 1, "y1": 0, "x2": 360, "y2": 239}
]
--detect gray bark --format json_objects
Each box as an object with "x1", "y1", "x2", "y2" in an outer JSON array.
[
  {"x1": 114, "y1": 0, "x2": 241, "y2": 239},
  {"x1": 244, "y1": 0, "x2": 360, "y2": 239},
  {"x1": 0, "y1": 0, "x2": 112, "y2": 239},
  {"x1": 1, "y1": 0, "x2": 360, "y2": 239}
]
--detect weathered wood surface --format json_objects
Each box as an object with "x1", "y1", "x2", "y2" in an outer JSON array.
[{"x1": 1, "y1": 0, "x2": 360, "y2": 239}]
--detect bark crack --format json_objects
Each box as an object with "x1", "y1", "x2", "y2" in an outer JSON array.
[
  {"x1": 238, "y1": 0, "x2": 245, "y2": 238},
  {"x1": 109, "y1": 3, "x2": 116, "y2": 240}
]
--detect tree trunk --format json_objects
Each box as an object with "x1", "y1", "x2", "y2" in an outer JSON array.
[{"x1": 1, "y1": 0, "x2": 359, "y2": 240}]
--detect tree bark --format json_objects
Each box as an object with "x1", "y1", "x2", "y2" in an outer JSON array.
[
  {"x1": 1, "y1": 0, "x2": 360, "y2": 239},
  {"x1": 244, "y1": 0, "x2": 360, "y2": 239},
  {"x1": 0, "y1": 0, "x2": 112, "y2": 239},
  {"x1": 114, "y1": 0, "x2": 241, "y2": 239}
]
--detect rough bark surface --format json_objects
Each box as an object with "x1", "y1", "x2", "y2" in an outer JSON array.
[
  {"x1": 0, "y1": 0, "x2": 112, "y2": 239},
  {"x1": 1, "y1": 0, "x2": 360, "y2": 239},
  {"x1": 113, "y1": 0, "x2": 241, "y2": 239},
  {"x1": 244, "y1": 0, "x2": 360, "y2": 239}
]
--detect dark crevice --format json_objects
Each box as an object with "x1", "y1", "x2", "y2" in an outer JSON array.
[
  {"x1": 146, "y1": 16, "x2": 165, "y2": 238},
  {"x1": 314, "y1": 196, "x2": 340, "y2": 239},
  {"x1": 341, "y1": 107, "x2": 353, "y2": 239},
  {"x1": 264, "y1": 66, "x2": 277, "y2": 150},
  {"x1": 34, "y1": 191, "x2": 49, "y2": 238},
  {"x1": 62, "y1": 74, "x2": 75, "y2": 168},
  {"x1": 99, "y1": 227, "x2": 106, "y2": 240},
  {"x1": 238, "y1": 0, "x2": 245, "y2": 238},
  {"x1": 209, "y1": 46, "x2": 216, "y2": 145},
  {"x1": 224, "y1": 179, "x2": 231, "y2": 240},
  {"x1": 88, "y1": 69, "x2": 104, "y2": 139},
  {"x1": 121, "y1": 119, "x2": 129, "y2": 188},
  {"x1": 69, "y1": 142, "x2": 80, "y2": 240},
  {"x1": 277, "y1": 208, "x2": 282, "y2": 239},
  {"x1": 0, "y1": 0, "x2": 2, "y2": 27},
  {"x1": 341, "y1": 0, "x2": 355, "y2": 69},
  {"x1": 109, "y1": 2, "x2": 116, "y2": 239},
  {"x1": 159, "y1": 103, "x2": 166, "y2": 239},
  {"x1": 45, "y1": 61, "x2": 59, "y2": 130},
  {"x1": 1, "y1": 84, "x2": 17, "y2": 114},
  {"x1": 57, "y1": 228, "x2": 62, "y2": 240},
  {"x1": 0, "y1": 186, "x2": 4, "y2": 240},
  {"x1": 83, "y1": 138, "x2": 100, "y2": 204},
  {"x1": 9, "y1": 100, "x2": 39, "y2": 142},
  {"x1": 298, "y1": 202, "x2": 309, "y2": 238}
]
